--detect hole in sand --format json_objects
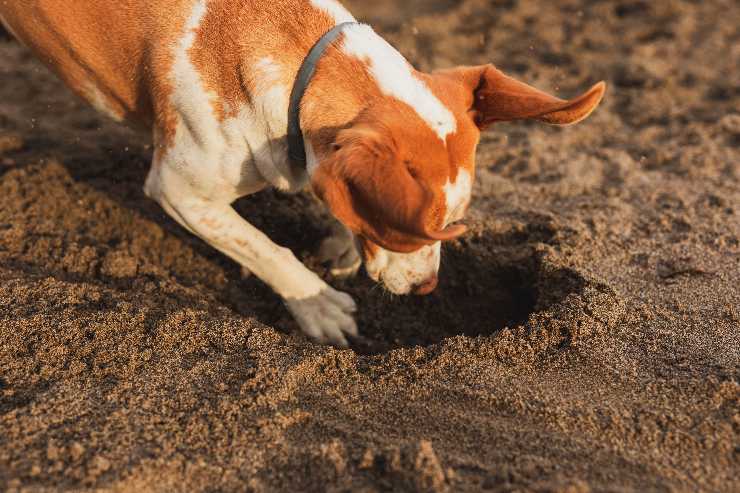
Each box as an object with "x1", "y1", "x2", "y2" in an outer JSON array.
[
  {"x1": 217, "y1": 199, "x2": 607, "y2": 356},
  {"x1": 341, "y1": 231, "x2": 587, "y2": 355}
]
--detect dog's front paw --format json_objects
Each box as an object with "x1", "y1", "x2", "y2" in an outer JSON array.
[
  {"x1": 285, "y1": 288, "x2": 358, "y2": 347},
  {"x1": 318, "y1": 231, "x2": 361, "y2": 279}
]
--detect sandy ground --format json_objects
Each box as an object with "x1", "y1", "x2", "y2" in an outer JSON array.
[{"x1": 1, "y1": 0, "x2": 738, "y2": 491}]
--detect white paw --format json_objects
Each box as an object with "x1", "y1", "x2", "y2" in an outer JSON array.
[
  {"x1": 285, "y1": 288, "x2": 358, "y2": 348},
  {"x1": 318, "y1": 230, "x2": 361, "y2": 279}
]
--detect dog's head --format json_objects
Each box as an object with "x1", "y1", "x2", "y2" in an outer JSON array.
[{"x1": 312, "y1": 64, "x2": 605, "y2": 295}]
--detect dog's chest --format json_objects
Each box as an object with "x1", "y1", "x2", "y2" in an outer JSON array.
[
  {"x1": 166, "y1": 66, "x2": 302, "y2": 198},
  {"x1": 161, "y1": 3, "x2": 327, "y2": 197}
]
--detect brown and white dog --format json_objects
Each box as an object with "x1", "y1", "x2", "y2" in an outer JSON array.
[{"x1": 0, "y1": 0, "x2": 605, "y2": 346}]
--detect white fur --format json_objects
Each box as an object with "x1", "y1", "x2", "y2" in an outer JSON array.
[
  {"x1": 444, "y1": 168, "x2": 472, "y2": 223},
  {"x1": 83, "y1": 83, "x2": 124, "y2": 122},
  {"x1": 341, "y1": 24, "x2": 457, "y2": 143},
  {"x1": 246, "y1": 56, "x2": 307, "y2": 192},
  {"x1": 169, "y1": 0, "x2": 215, "y2": 153},
  {"x1": 364, "y1": 242, "x2": 442, "y2": 295},
  {"x1": 305, "y1": 140, "x2": 320, "y2": 178},
  {"x1": 310, "y1": 0, "x2": 356, "y2": 23}
]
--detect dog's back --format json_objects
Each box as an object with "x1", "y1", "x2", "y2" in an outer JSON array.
[
  {"x1": 0, "y1": 1, "x2": 347, "y2": 128},
  {"x1": 0, "y1": 0, "x2": 161, "y2": 122}
]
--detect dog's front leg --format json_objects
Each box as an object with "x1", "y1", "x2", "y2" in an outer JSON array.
[
  {"x1": 146, "y1": 165, "x2": 358, "y2": 347},
  {"x1": 317, "y1": 221, "x2": 361, "y2": 279}
]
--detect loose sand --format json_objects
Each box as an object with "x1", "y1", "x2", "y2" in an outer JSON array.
[{"x1": 1, "y1": 0, "x2": 738, "y2": 491}]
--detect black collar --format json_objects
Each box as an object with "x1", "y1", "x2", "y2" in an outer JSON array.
[{"x1": 287, "y1": 21, "x2": 359, "y2": 166}]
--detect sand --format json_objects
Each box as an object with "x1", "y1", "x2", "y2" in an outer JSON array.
[{"x1": 0, "y1": 0, "x2": 738, "y2": 491}]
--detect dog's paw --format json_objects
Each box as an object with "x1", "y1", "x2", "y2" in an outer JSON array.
[
  {"x1": 285, "y1": 288, "x2": 358, "y2": 348},
  {"x1": 318, "y1": 231, "x2": 361, "y2": 279}
]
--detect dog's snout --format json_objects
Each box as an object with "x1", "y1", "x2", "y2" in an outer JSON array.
[{"x1": 413, "y1": 274, "x2": 439, "y2": 296}]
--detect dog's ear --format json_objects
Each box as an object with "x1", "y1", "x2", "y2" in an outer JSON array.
[
  {"x1": 446, "y1": 64, "x2": 606, "y2": 129},
  {"x1": 312, "y1": 126, "x2": 465, "y2": 252}
]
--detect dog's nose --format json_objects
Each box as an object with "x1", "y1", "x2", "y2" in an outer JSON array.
[{"x1": 413, "y1": 275, "x2": 438, "y2": 296}]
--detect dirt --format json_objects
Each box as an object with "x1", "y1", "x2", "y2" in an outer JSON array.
[{"x1": 1, "y1": 0, "x2": 738, "y2": 491}]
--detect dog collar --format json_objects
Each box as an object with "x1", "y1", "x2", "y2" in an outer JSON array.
[{"x1": 287, "y1": 21, "x2": 359, "y2": 167}]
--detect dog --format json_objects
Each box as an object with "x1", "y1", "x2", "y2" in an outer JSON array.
[{"x1": 0, "y1": 0, "x2": 605, "y2": 347}]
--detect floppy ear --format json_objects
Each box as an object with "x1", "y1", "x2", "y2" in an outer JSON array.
[
  {"x1": 451, "y1": 64, "x2": 606, "y2": 129},
  {"x1": 312, "y1": 126, "x2": 466, "y2": 252}
]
